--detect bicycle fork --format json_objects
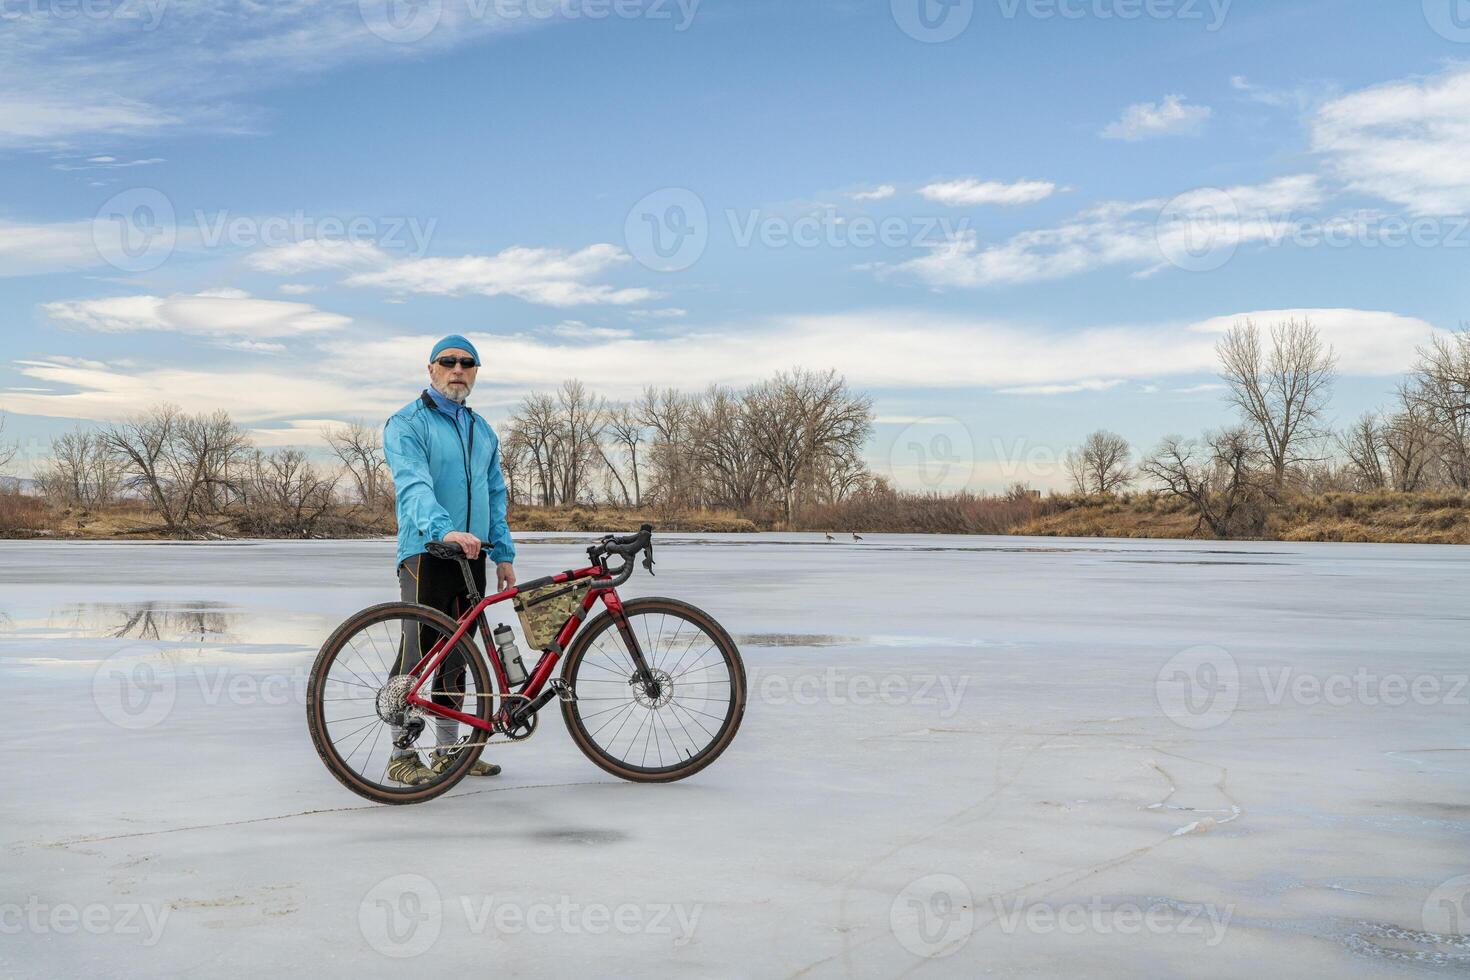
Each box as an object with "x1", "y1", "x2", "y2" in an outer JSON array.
[{"x1": 605, "y1": 592, "x2": 663, "y2": 700}]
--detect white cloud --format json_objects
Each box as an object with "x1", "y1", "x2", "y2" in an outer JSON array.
[
  {"x1": 1228, "y1": 75, "x2": 1300, "y2": 109},
  {"x1": 247, "y1": 419, "x2": 345, "y2": 448},
  {"x1": 246, "y1": 239, "x2": 391, "y2": 274},
  {"x1": 53, "y1": 155, "x2": 166, "y2": 172},
  {"x1": 997, "y1": 379, "x2": 1127, "y2": 396},
  {"x1": 0, "y1": 2, "x2": 543, "y2": 148},
  {"x1": 1311, "y1": 65, "x2": 1470, "y2": 215},
  {"x1": 1183, "y1": 309, "x2": 1436, "y2": 375},
  {"x1": 848, "y1": 185, "x2": 897, "y2": 202},
  {"x1": 278, "y1": 283, "x2": 319, "y2": 295},
  {"x1": 548, "y1": 321, "x2": 635, "y2": 340},
  {"x1": 345, "y1": 244, "x2": 656, "y2": 307},
  {"x1": 1, "y1": 359, "x2": 399, "y2": 424},
  {"x1": 918, "y1": 178, "x2": 1056, "y2": 207},
  {"x1": 629, "y1": 308, "x2": 687, "y2": 320},
  {"x1": 1102, "y1": 94, "x2": 1211, "y2": 141},
  {"x1": 0, "y1": 216, "x2": 205, "y2": 277},
  {"x1": 318, "y1": 307, "x2": 1438, "y2": 402},
  {"x1": 2, "y1": 307, "x2": 1440, "y2": 428},
  {"x1": 0, "y1": 219, "x2": 104, "y2": 277},
  {"x1": 43, "y1": 290, "x2": 350, "y2": 339},
  {"x1": 0, "y1": 97, "x2": 179, "y2": 147},
  {"x1": 893, "y1": 175, "x2": 1323, "y2": 287}
]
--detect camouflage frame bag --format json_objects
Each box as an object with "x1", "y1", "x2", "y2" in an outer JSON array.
[{"x1": 513, "y1": 581, "x2": 593, "y2": 652}]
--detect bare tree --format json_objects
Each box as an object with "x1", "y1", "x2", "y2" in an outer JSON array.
[
  {"x1": 690, "y1": 385, "x2": 768, "y2": 510},
  {"x1": 1217, "y1": 318, "x2": 1337, "y2": 489},
  {"x1": 237, "y1": 449, "x2": 338, "y2": 537},
  {"x1": 1403, "y1": 330, "x2": 1470, "y2": 489},
  {"x1": 326, "y1": 421, "x2": 392, "y2": 512},
  {"x1": 35, "y1": 429, "x2": 124, "y2": 506},
  {"x1": 505, "y1": 382, "x2": 608, "y2": 507},
  {"x1": 509, "y1": 392, "x2": 561, "y2": 506},
  {"x1": 746, "y1": 368, "x2": 873, "y2": 525},
  {"x1": 499, "y1": 429, "x2": 533, "y2": 506},
  {"x1": 604, "y1": 405, "x2": 646, "y2": 507},
  {"x1": 551, "y1": 380, "x2": 606, "y2": 506},
  {"x1": 1337, "y1": 413, "x2": 1387, "y2": 491},
  {"x1": 0, "y1": 413, "x2": 17, "y2": 474},
  {"x1": 178, "y1": 409, "x2": 251, "y2": 518},
  {"x1": 101, "y1": 405, "x2": 249, "y2": 534},
  {"x1": 1383, "y1": 400, "x2": 1436, "y2": 492},
  {"x1": 1141, "y1": 428, "x2": 1267, "y2": 538},
  {"x1": 810, "y1": 449, "x2": 870, "y2": 507},
  {"x1": 635, "y1": 386, "x2": 698, "y2": 511},
  {"x1": 1063, "y1": 429, "x2": 1134, "y2": 496}
]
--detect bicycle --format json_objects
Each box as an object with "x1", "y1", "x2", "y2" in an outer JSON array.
[{"x1": 306, "y1": 524, "x2": 747, "y2": 804}]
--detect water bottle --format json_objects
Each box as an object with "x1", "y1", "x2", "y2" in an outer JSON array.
[{"x1": 492, "y1": 624, "x2": 528, "y2": 686}]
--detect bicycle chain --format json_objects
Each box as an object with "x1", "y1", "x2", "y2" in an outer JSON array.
[{"x1": 409, "y1": 690, "x2": 539, "y2": 750}]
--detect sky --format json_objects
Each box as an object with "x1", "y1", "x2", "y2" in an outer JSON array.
[{"x1": 2, "y1": 0, "x2": 1469, "y2": 492}]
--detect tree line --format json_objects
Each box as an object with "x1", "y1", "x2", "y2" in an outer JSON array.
[
  {"x1": 25, "y1": 405, "x2": 393, "y2": 537},
  {"x1": 9, "y1": 367, "x2": 876, "y2": 536},
  {"x1": 5, "y1": 327, "x2": 1466, "y2": 540},
  {"x1": 500, "y1": 368, "x2": 874, "y2": 524},
  {"x1": 1061, "y1": 320, "x2": 1470, "y2": 537}
]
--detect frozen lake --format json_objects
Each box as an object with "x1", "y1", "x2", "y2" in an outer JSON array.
[{"x1": 2, "y1": 534, "x2": 1468, "y2": 978}]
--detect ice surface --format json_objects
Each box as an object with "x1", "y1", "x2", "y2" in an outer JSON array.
[{"x1": 2, "y1": 534, "x2": 1468, "y2": 977}]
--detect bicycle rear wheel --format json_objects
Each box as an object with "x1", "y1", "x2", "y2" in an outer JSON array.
[
  {"x1": 306, "y1": 602, "x2": 495, "y2": 805},
  {"x1": 560, "y1": 596, "x2": 746, "y2": 782}
]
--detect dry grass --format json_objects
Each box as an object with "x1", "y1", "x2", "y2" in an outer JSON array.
[
  {"x1": 797, "y1": 489, "x2": 1051, "y2": 535},
  {"x1": 0, "y1": 492, "x2": 46, "y2": 534},
  {"x1": 1016, "y1": 490, "x2": 1470, "y2": 544},
  {"x1": 1274, "y1": 490, "x2": 1470, "y2": 544},
  {"x1": 510, "y1": 505, "x2": 757, "y2": 533},
  {"x1": 6, "y1": 490, "x2": 1467, "y2": 545}
]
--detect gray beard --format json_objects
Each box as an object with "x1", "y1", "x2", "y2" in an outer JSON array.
[{"x1": 430, "y1": 379, "x2": 472, "y2": 404}]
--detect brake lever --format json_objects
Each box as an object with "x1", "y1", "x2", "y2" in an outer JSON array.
[{"x1": 642, "y1": 543, "x2": 655, "y2": 576}]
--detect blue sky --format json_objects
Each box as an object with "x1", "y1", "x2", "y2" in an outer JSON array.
[{"x1": 2, "y1": 0, "x2": 1469, "y2": 491}]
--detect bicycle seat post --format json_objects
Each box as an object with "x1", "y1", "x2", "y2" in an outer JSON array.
[{"x1": 458, "y1": 556, "x2": 482, "y2": 603}]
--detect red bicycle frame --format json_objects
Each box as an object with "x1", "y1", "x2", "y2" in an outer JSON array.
[{"x1": 401, "y1": 562, "x2": 642, "y2": 731}]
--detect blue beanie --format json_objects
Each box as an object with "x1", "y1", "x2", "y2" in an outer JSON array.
[{"x1": 430, "y1": 334, "x2": 480, "y2": 365}]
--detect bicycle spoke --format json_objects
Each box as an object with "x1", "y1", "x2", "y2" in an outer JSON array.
[
  {"x1": 654, "y1": 707, "x2": 696, "y2": 760},
  {"x1": 667, "y1": 639, "x2": 716, "y2": 679},
  {"x1": 662, "y1": 621, "x2": 705, "y2": 675},
  {"x1": 361, "y1": 621, "x2": 392, "y2": 678},
  {"x1": 594, "y1": 627, "x2": 638, "y2": 676},
  {"x1": 570, "y1": 606, "x2": 738, "y2": 773},
  {"x1": 586, "y1": 701, "x2": 637, "y2": 740},
  {"x1": 313, "y1": 609, "x2": 493, "y2": 795},
  {"x1": 668, "y1": 699, "x2": 718, "y2": 741},
  {"x1": 336, "y1": 638, "x2": 384, "y2": 695},
  {"x1": 579, "y1": 657, "x2": 630, "y2": 679}
]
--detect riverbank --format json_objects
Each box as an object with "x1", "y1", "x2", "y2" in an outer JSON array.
[
  {"x1": 1015, "y1": 490, "x2": 1470, "y2": 545},
  {"x1": 4, "y1": 492, "x2": 1468, "y2": 544}
]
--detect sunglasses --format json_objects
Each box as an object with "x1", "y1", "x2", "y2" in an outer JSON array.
[{"x1": 434, "y1": 357, "x2": 478, "y2": 369}]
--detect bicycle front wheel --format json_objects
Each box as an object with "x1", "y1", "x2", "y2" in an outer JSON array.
[
  {"x1": 306, "y1": 602, "x2": 495, "y2": 805},
  {"x1": 560, "y1": 596, "x2": 746, "y2": 782}
]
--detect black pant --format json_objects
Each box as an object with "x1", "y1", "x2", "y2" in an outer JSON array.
[{"x1": 396, "y1": 552, "x2": 486, "y2": 708}]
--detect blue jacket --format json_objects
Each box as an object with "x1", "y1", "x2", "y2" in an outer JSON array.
[{"x1": 384, "y1": 390, "x2": 516, "y2": 568}]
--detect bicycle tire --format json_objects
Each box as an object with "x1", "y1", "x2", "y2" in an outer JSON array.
[
  {"x1": 560, "y1": 596, "x2": 746, "y2": 783},
  {"x1": 306, "y1": 601, "x2": 494, "y2": 805}
]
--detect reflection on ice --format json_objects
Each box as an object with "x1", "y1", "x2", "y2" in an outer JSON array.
[{"x1": 0, "y1": 600, "x2": 335, "y2": 666}]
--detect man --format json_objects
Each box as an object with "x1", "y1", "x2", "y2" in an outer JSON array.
[{"x1": 382, "y1": 334, "x2": 517, "y2": 785}]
